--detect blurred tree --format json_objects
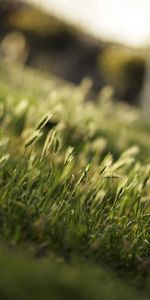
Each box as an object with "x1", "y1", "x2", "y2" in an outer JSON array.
[{"x1": 99, "y1": 46, "x2": 146, "y2": 104}]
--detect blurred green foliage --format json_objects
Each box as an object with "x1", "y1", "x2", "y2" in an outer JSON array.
[{"x1": 98, "y1": 46, "x2": 146, "y2": 103}]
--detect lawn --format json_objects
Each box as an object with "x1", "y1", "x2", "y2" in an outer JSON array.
[{"x1": 0, "y1": 60, "x2": 150, "y2": 300}]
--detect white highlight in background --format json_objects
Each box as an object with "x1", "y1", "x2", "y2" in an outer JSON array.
[{"x1": 26, "y1": 0, "x2": 150, "y2": 48}]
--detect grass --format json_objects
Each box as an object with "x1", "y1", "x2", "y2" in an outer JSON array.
[{"x1": 0, "y1": 61, "x2": 150, "y2": 299}]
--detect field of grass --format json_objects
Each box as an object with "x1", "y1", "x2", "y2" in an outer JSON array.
[{"x1": 0, "y1": 60, "x2": 150, "y2": 299}]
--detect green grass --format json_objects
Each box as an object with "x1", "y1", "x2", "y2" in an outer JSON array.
[{"x1": 0, "y1": 61, "x2": 150, "y2": 299}]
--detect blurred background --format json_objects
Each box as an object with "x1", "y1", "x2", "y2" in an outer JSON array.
[{"x1": 0, "y1": 0, "x2": 149, "y2": 106}]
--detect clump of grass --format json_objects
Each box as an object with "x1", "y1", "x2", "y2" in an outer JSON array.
[{"x1": 0, "y1": 61, "x2": 150, "y2": 299}]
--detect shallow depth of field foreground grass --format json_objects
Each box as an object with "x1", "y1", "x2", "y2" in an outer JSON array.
[{"x1": 0, "y1": 61, "x2": 150, "y2": 299}]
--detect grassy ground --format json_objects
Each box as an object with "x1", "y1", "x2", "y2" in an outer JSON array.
[{"x1": 0, "y1": 61, "x2": 150, "y2": 299}]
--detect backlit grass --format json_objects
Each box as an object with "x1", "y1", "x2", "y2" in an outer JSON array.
[{"x1": 0, "y1": 61, "x2": 150, "y2": 299}]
